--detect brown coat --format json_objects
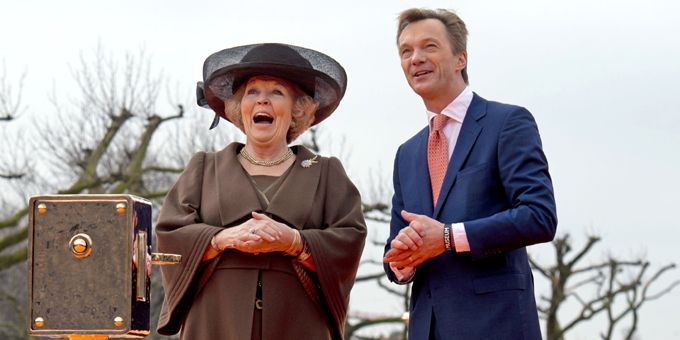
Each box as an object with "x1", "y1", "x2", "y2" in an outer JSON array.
[{"x1": 156, "y1": 143, "x2": 366, "y2": 339}]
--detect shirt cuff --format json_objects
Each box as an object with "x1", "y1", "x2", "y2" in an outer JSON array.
[
  {"x1": 389, "y1": 262, "x2": 416, "y2": 284},
  {"x1": 452, "y1": 223, "x2": 470, "y2": 252}
]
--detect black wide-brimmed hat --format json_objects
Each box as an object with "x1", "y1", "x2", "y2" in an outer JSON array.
[{"x1": 196, "y1": 43, "x2": 347, "y2": 129}]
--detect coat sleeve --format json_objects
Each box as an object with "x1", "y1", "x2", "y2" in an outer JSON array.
[
  {"x1": 155, "y1": 152, "x2": 224, "y2": 335},
  {"x1": 300, "y1": 157, "x2": 367, "y2": 338},
  {"x1": 465, "y1": 107, "x2": 558, "y2": 259}
]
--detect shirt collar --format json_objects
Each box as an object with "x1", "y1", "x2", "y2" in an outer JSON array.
[{"x1": 427, "y1": 86, "x2": 473, "y2": 127}]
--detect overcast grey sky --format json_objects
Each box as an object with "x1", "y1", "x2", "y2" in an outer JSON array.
[{"x1": 2, "y1": 0, "x2": 679, "y2": 338}]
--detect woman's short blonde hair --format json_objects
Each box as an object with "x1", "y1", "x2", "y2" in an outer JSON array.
[{"x1": 224, "y1": 80, "x2": 320, "y2": 143}]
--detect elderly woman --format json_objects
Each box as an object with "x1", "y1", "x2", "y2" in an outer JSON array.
[{"x1": 155, "y1": 43, "x2": 366, "y2": 340}]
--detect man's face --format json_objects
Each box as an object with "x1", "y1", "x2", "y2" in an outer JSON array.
[{"x1": 398, "y1": 19, "x2": 466, "y2": 101}]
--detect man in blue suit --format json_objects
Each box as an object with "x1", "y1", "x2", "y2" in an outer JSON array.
[{"x1": 383, "y1": 8, "x2": 557, "y2": 339}]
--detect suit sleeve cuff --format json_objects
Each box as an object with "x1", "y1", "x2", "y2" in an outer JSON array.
[{"x1": 452, "y1": 223, "x2": 470, "y2": 252}]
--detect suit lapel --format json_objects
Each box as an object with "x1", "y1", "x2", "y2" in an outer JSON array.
[
  {"x1": 433, "y1": 93, "x2": 487, "y2": 218},
  {"x1": 414, "y1": 129, "x2": 434, "y2": 216}
]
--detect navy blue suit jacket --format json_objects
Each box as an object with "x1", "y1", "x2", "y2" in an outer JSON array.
[{"x1": 385, "y1": 93, "x2": 557, "y2": 339}]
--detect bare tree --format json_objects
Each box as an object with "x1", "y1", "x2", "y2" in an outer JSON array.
[
  {"x1": 530, "y1": 234, "x2": 679, "y2": 340},
  {"x1": 0, "y1": 59, "x2": 26, "y2": 121},
  {"x1": 0, "y1": 61, "x2": 28, "y2": 184}
]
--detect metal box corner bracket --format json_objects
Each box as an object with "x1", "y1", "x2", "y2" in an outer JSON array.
[{"x1": 27, "y1": 194, "x2": 152, "y2": 338}]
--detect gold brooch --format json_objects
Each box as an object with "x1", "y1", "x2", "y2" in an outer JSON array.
[{"x1": 301, "y1": 155, "x2": 319, "y2": 168}]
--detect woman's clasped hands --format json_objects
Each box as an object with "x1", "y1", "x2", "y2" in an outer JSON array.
[{"x1": 213, "y1": 211, "x2": 297, "y2": 254}]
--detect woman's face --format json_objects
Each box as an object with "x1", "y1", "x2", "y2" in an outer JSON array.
[{"x1": 240, "y1": 75, "x2": 295, "y2": 147}]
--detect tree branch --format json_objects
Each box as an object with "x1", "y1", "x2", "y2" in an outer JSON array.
[
  {"x1": 639, "y1": 263, "x2": 678, "y2": 301},
  {"x1": 529, "y1": 256, "x2": 551, "y2": 279},
  {"x1": 362, "y1": 202, "x2": 389, "y2": 214},
  {"x1": 566, "y1": 235, "x2": 600, "y2": 269},
  {"x1": 0, "y1": 173, "x2": 24, "y2": 180},
  {"x1": 142, "y1": 166, "x2": 184, "y2": 174},
  {"x1": 134, "y1": 190, "x2": 170, "y2": 200},
  {"x1": 345, "y1": 316, "x2": 404, "y2": 338},
  {"x1": 572, "y1": 260, "x2": 643, "y2": 274},
  {"x1": 158, "y1": 104, "x2": 184, "y2": 122},
  {"x1": 365, "y1": 215, "x2": 391, "y2": 223},
  {"x1": 66, "y1": 108, "x2": 133, "y2": 193},
  {"x1": 111, "y1": 111, "x2": 177, "y2": 194},
  {"x1": 0, "y1": 224, "x2": 27, "y2": 253},
  {"x1": 565, "y1": 272, "x2": 604, "y2": 293},
  {"x1": 355, "y1": 272, "x2": 386, "y2": 282},
  {"x1": 0, "y1": 207, "x2": 28, "y2": 230},
  {"x1": 0, "y1": 244, "x2": 27, "y2": 270},
  {"x1": 377, "y1": 278, "x2": 408, "y2": 297},
  {"x1": 0, "y1": 61, "x2": 26, "y2": 120}
]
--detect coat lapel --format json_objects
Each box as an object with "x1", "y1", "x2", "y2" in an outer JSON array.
[
  {"x1": 215, "y1": 143, "x2": 263, "y2": 227},
  {"x1": 433, "y1": 93, "x2": 487, "y2": 218},
  {"x1": 265, "y1": 145, "x2": 321, "y2": 230},
  {"x1": 215, "y1": 143, "x2": 321, "y2": 229}
]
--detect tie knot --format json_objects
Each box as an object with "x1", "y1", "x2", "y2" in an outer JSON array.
[{"x1": 431, "y1": 114, "x2": 449, "y2": 131}]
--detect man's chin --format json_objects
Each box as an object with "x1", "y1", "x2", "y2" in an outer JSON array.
[{"x1": 410, "y1": 84, "x2": 434, "y2": 98}]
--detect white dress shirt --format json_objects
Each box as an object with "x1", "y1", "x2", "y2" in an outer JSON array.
[{"x1": 427, "y1": 86, "x2": 472, "y2": 253}]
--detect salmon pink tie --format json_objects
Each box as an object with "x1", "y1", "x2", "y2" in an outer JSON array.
[{"x1": 428, "y1": 114, "x2": 449, "y2": 205}]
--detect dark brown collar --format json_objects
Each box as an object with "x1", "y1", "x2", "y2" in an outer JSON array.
[{"x1": 215, "y1": 142, "x2": 322, "y2": 229}]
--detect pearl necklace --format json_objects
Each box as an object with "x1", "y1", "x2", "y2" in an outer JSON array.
[{"x1": 239, "y1": 147, "x2": 294, "y2": 167}]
